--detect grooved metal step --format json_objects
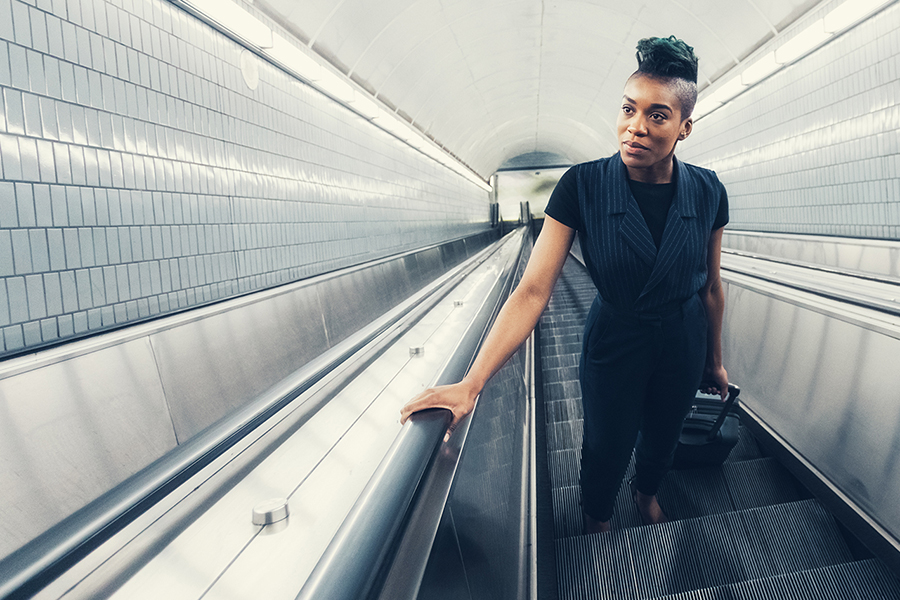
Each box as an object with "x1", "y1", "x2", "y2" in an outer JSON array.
[
  {"x1": 722, "y1": 456, "x2": 806, "y2": 510},
  {"x1": 550, "y1": 455, "x2": 800, "y2": 537},
  {"x1": 650, "y1": 558, "x2": 900, "y2": 599},
  {"x1": 724, "y1": 424, "x2": 763, "y2": 462},
  {"x1": 556, "y1": 499, "x2": 854, "y2": 600},
  {"x1": 545, "y1": 397, "x2": 583, "y2": 424},
  {"x1": 546, "y1": 419, "x2": 583, "y2": 452}
]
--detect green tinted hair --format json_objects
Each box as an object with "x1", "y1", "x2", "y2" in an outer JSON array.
[{"x1": 631, "y1": 36, "x2": 699, "y2": 119}]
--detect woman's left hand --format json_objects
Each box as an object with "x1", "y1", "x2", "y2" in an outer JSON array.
[{"x1": 701, "y1": 365, "x2": 729, "y2": 400}]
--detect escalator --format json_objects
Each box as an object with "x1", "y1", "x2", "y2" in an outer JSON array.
[
  {"x1": 4, "y1": 227, "x2": 900, "y2": 599},
  {"x1": 539, "y1": 257, "x2": 900, "y2": 599}
]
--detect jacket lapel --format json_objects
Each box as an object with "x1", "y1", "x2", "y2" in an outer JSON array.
[
  {"x1": 637, "y1": 157, "x2": 696, "y2": 300},
  {"x1": 611, "y1": 156, "x2": 657, "y2": 267}
]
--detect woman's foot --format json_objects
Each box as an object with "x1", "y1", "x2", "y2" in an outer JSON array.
[
  {"x1": 633, "y1": 490, "x2": 669, "y2": 525},
  {"x1": 582, "y1": 511, "x2": 612, "y2": 534}
]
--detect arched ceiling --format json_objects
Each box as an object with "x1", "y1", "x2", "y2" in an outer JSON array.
[{"x1": 255, "y1": 0, "x2": 820, "y2": 176}]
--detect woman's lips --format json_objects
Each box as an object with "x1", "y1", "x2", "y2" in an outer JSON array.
[{"x1": 623, "y1": 140, "x2": 649, "y2": 155}]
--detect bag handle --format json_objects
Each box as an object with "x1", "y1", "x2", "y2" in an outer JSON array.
[{"x1": 704, "y1": 383, "x2": 740, "y2": 442}]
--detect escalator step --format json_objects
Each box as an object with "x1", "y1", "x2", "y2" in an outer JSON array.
[
  {"x1": 723, "y1": 457, "x2": 805, "y2": 510},
  {"x1": 546, "y1": 419, "x2": 583, "y2": 451},
  {"x1": 557, "y1": 529, "x2": 636, "y2": 600},
  {"x1": 737, "y1": 499, "x2": 853, "y2": 580},
  {"x1": 725, "y1": 425, "x2": 763, "y2": 462},
  {"x1": 556, "y1": 499, "x2": 854, "y2": 599},
  {"x1": 549, "y1": 448, "x2": 580, "y2": 489},
  {"x1": 545, "y1": 397, "x2": 583, "y2": 425},
  {"x1": 657, "y1": 468, "x2": 734, "y2": 520},
  {"x1": 650, "y1": 558, "x2": 900, "y2": 599},
  {"x1": 630, "y1": 512, "x2": 748, "y2": 597},
  {"x1": 543, "y1": 379, "x2": 582, "y2": 403},
  {"x1": 553, "y1": 467, "x2": 646, "y2": 538}
]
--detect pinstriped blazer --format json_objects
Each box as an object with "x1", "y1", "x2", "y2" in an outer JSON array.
[{"x1": 563, "y1": 153, "x2": 725, "y2": 313}]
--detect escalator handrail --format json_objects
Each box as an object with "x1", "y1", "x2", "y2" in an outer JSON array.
[{"x1": 295, "y1": 227, "x2": 530, "y2": 600}]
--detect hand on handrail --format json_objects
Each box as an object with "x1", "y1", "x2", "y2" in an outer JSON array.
[{"x1": 400, "y1": 380, "x2": 480, "y2": 442}]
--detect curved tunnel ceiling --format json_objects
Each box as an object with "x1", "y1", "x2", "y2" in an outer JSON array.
[{"x1": 255, "y1": 0, "x2": 820, "y2": 176}]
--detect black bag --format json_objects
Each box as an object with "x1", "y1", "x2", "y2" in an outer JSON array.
[{"x1": 672, "y1": 384, "x2": 740, "y2": 469}]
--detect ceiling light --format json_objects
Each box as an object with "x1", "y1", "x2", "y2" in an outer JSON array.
[
  {"x1": 183, "y1": 0, "x2": 272, "y2": 49},
  {"x1": 775, "y1": 19, "x2": 831, "y2": 64},
  {"x1": 692, "y1": 96, "x2": 722, "y2": 119},
  {"x1": 266, "y1": 35, "x2": 321, "y2": 82},
  {"x1": 708, "y1": 76, "x2": 746, "y2": 104},
  {"x1": 741, "y1": 52, "x2": 780, "y2": 85},
  {"x1": 824, "y1": 0, "x2": 892, "y2": 33},
  {"x1": 347, "y1": 92, "x2": 382, "y2": 120},
  {"x1": 314, "y1": 70, "x2": 356, "y2": 104}
]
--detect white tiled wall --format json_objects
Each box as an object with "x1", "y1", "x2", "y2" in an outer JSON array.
[
  {"x1": 679, "y1": 2, "x2": 900, "y2": 240},
  {"x1": 0, "y1": 0, "x2": 490, "y2": 357}
]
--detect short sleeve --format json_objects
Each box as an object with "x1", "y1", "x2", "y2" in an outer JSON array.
[
  {"x1": 712, "y1": 181, "x2": 729, "y2": 230},
  {"x1": 544, "y1": 166, "x2": 581, "y2": 231}
]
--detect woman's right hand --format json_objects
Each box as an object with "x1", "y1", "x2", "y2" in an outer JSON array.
[{"x1": 400, "y1": 380, "x2": 480, "y2": 442}]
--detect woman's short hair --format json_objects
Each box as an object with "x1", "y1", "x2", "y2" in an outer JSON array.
[{"x1": 632, "y1": 36, "x2": 699, "y2": 119}]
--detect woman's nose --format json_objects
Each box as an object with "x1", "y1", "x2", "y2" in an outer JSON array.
[{"x1": 628, "y1": 118, "x2": 647, "y2": 135}]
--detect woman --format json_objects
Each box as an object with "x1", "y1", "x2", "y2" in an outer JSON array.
[{"x1": 401, "y1": 36, "x2": 728, "y2": 533}]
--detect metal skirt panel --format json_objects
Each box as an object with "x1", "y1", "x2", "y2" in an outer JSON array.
[{"x1": 722, "y1": 276, "x2": 900, "y2": 548}]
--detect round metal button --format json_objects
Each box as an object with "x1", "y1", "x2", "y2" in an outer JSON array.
[{"x1": 252, "y1": 498, "x2": 289, "y2": 526}]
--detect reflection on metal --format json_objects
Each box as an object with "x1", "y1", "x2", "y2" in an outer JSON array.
[
  {"x1": 298, "y1": 229, "x2": 529, "y2": 600},
  {"x1": 409, "y1": 346, "x2": 426, "y2": 357},
  {"x1": 454, "y1": 300, "x2": 465, "y2": 307},
  {"x1": 380, "y1": 232, "x2": 532, "y2": 600},
  {"x1": 295, "y1": 409, "x2": 450, "y2": 600},
  {"x1": 412, "y1": 232, "x2": 535, "y2": 600},
  {"x1": 11, "y1": 229, "x2": 524, "y2": 600},
  {"x1": 721, "y1": 233, "x2": 900, "y2": 560},
  {"x1": 724, "y1": 231, "x2": 900, "y2": 279},
  {"x1": 723, "y1": 252, "x2": 900, "y2": 316},
  {"x1": 252, "y1": 499, "x2": 289, "y2": 526},
  {"x1": 0, "y1": 230, "x2": 499, "y2": 597}
]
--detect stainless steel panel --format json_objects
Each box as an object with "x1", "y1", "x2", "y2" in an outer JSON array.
[
  {"x1": 722, "y1": 278, "x2": 900, "y2": 545},
  {"x1": 317, "y1": 266, "x2": 392, "y2": 348},
  {"x1": 0, "y1": 232, "x2": 500, "y2": 588},
  {"x1": 413, "y1": 247, "x2": 446, "y2": 289},
  {"x1": 723, "y1": 231, "x2": 900, "y2": 279},
  {"x1": 150, "y1": 284, "x2": 329, "y2": 442},
  {"x1": 102, "y1": 237, "x2": 516, "y2": 600},
  {"x1": 0, "y1": 339, "x2": 175, "y2": 560},
  {"x1": 722, "y1": 253, "x2": 900, "y2": 315}
]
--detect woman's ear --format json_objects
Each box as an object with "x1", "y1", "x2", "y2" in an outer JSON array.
[{"x1": 678, "y1": 118, "x2": 693, "y2": 140}]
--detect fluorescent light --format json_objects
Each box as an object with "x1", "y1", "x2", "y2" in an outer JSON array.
[
  {"x1": 708, "y1": 76, "x2": 746, "y2": 104},
  {"x1": 348, "y1": 92, "x2": 382, "y2": 120},
  {"x1": 314, "y1": 70, "x2": 356, "y2": 103},
  {"x1": 692, "y1": 96, "x2": 722, "y2": 119},
  {"x1": 741, "y1": 51, "x2": 780, "y2": 85},
  {"x1": 775, "y1": 19, "x2": 831, "y2": 64},
  {"x1": 184, "y1": 0, "x2": 272, "y2": 49},
  {"x1": 266, "y1": 35, "x2": 321, "y2": 82},
  {"x1": 824, "y1": 0, "x2": 891, "y2": 33}
]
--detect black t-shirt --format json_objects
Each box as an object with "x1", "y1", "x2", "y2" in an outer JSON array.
[{"x1": 547, "y1": 165, "x2": 729, "y2": 248}]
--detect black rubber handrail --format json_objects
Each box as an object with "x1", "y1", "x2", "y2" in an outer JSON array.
[{"x1": 0, "y1": 234, "x2": 508, "y2": 600}]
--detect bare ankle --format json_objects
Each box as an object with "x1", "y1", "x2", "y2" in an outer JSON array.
[{"x1": 582, "y1": 511, "x2": 612, "y2": 534}]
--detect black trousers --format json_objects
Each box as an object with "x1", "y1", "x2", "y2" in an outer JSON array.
[{"x1": 579, "y1": 293, "x2": 708, "y2": 522}]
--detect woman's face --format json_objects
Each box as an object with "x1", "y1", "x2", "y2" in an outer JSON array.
[{"x1": 616, "y1": 74, "x2": 692, "y2": 182}]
